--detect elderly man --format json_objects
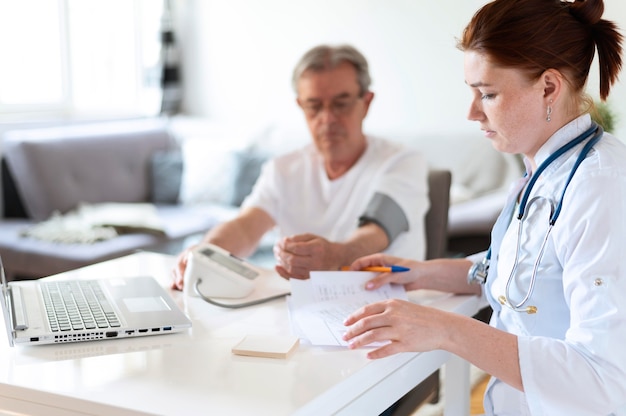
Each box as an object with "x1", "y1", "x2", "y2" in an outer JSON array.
[{"x1": 172, "y1": 44, "x2": 428, "y2": 289}]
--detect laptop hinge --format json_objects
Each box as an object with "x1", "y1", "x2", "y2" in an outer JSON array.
[{"x1": 9, "y1": 286, "x2": 28, "y2": 330}]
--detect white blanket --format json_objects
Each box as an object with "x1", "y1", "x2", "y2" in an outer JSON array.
[{"x1": 20, "y1": 203, "x2": 165, "y2": 244}]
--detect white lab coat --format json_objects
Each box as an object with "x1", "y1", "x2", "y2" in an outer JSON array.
[{"x1": 483, "y1": 115, "x2": 626, "y2": 415}]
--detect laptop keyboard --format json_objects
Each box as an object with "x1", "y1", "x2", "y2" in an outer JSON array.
[{"x1": 40, "y1": 280, "x2": 121, "y2": 331}]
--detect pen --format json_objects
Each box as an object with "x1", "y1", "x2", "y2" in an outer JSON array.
[{"x1": 340, "y1": 265, "x2": 410, "y2": 272}]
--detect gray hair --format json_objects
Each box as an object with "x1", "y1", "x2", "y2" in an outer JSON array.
[{"x1": 291, "y1": 44, "x2": 372, "y2": 96}]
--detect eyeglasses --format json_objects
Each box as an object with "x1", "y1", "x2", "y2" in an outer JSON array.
[
  {"x1": 299, "y1": 94, "x2": 363, "y2": 119},
  {"x1": 498, "y1": 195, "x2": 556, "y2": 314}
]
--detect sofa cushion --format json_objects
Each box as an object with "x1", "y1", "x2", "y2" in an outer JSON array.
[
  {"x1": 177, "y1": 139, "x2": 269, "y2": 208},
  {"x1": 0, "y1": 203, "x2": 237, "y2": 280},
  {"x1": 178, "y1": 137, "x2": 240, "y2": 206},
  {"x1": 3, "y1": 119, "x2": 176, "y2": 221},
  {"x1": 229, "y1": 149, "x2": 268, "y2": 206},
  {"x1": 150, "y1": 149, "x2": 183, "y2": 204}
]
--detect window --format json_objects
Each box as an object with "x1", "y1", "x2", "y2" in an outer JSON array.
[{"x1": 0, "y1": 0, "x2": 163, "y2": 120}]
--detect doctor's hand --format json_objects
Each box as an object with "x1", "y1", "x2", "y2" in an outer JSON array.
[
  {"x1": 345, "y1": 253, "x2": 423, "y2": 291},
  {"x1": 342, "y1": 299, "x2": 454, "y2": 359},
  {"x1": 273, "y1": 233, "x2": 342, "y2": 280}
]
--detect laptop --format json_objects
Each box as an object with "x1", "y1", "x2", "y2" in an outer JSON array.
[{"x1": 0, "y1": 257, "x2": 191, "y2": 347}]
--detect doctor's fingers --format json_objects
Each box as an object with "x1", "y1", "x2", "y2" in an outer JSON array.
[
  {"x1": 344, "y1": 301, "x2": 440, "y2": 348},
  {"x1": 364, "y1": 269, "x2": 417, "y2": 291},
  {"x1": 344, "y1": 322, "x2": 420, "y2": 359},
  {"x1": 364, "y1": 336, "x2": 434, "y2": 359},
  {"x1": 343, "y1": 315, "x2": 417, "y2": 354},
  {"x1": 349, "y1": 253, "x2": 407, "y2": 271},
  {"x1": 343, "y1": 299, "x2": 400, "y2": 335},
  {"x1": 360, "y1": 262, "x2": 422, "y2": 291}
]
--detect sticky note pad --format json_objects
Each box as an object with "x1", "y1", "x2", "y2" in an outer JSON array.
[{"x1": 232, "y1": 335, "x2": 299, "y2": 359}]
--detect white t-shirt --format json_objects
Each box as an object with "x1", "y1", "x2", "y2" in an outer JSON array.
[{"x1": 242, "y1": 136, "x2": 429, "y2": 260}]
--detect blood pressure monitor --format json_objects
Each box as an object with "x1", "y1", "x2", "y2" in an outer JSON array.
[{"x1": 184, "y1": 244, "x2": 260, "y2": 298}]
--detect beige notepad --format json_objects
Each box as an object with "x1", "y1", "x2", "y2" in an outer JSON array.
[{"x1": 232, "y1": 335, "x2": 299, "y2": 359}]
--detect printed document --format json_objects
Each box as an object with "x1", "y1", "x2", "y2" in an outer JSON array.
[{"x1": 287, "y1": 271, "x2": 407, "y2": 347}]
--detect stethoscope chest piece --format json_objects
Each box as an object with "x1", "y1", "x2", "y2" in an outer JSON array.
[{"x1": 467, "y1": 257, "x2": 489, "y2": 285}]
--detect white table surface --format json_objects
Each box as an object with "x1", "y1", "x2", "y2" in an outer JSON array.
[{"x1": 0, "y1": 251, "x2": 480, "y2": 416}]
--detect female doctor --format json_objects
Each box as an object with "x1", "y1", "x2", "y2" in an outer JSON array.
[{"x1": 342, "y1": 0, "x2": 626, "y2": 414}]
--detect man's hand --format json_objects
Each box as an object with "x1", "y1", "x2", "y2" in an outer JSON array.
[
  {"x1": 170, "y1": 244, "x2": 198, "y2": 291},
  {"x1": 273, "y1": 233, "x2": 342, "y2": 279}
]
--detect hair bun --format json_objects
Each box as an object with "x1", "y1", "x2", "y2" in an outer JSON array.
[{"x1": 569, "y1": 0, "x2": 604, "y2": 25}]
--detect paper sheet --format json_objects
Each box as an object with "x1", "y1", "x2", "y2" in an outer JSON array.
[{"x1": 288, "y1": 271, "x2": 407, "y2": 347}]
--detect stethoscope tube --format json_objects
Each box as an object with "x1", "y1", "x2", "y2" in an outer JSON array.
[
  {"x1": 503, "y1": 197, "x2": 555, "y2": 312},
  {"x1": 480, "y1": 122, "x2": 604, "y2": 314},
  {"x1": 516, "y1": 123, "x2": 602, "y2": 223}
]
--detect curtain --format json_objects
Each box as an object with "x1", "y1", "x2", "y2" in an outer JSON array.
[{"x1": 159, "y1": 0, "x2": 182, "y2": 115}]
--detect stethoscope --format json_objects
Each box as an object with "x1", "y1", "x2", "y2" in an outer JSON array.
[{"x1": 468, "y1": 122, "x2": 604, "y2": 314}]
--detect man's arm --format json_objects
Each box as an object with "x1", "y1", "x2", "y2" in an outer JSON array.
[
  {"x1": 274, "y1": 222, "x2": 389, "y2": 279},
  {"x1": 339, "y1": 222, "x2": 390, "y2": 263},
  {"x1": 202, "y1": 206, "x2": 276, "y2": 258}
]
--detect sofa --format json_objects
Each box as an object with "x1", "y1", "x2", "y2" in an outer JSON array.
[
  {"x1": 0, "y1": 118, "x2": 236, "y2": 280},
  {"x1": 0, "y1": 116, "x2": 524, "y2": 281}
]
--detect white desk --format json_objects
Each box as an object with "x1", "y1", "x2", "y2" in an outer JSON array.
[{"x1": 0, "y1": 252, "x2": 480, "y2": 416}]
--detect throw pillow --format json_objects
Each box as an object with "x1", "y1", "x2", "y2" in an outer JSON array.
[
  {"x1": 178, "y1": 137, "x2": 239, "y2": 206},
  {"x1": 229, "y1": 150, "x2": 268, "y2": 206},
  {"x1": 150, "y1": 149, "x2": 183, "y2": 204}
]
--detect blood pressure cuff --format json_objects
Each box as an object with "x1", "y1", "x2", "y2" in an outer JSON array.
[{"x1": 358, "y1": 192, "x2": 409, "y2": 243}]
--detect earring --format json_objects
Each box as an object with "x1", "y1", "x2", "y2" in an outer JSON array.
[{"x1": 546, "y1": 100, "x2": 553, "y2": 122}]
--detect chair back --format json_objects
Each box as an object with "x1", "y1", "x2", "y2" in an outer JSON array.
[{"x1": 425, "y1": 169, "x2": 452, "y2": 260}]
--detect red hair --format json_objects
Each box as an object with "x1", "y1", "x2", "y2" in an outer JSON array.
[{"x1": 458, "y1": 0, "x2": 623, "y2": 101}]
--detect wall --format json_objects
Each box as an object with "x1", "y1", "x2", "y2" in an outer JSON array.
[{"x1": 174, "y1": 0, "x2": 626, "y2": 141}]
